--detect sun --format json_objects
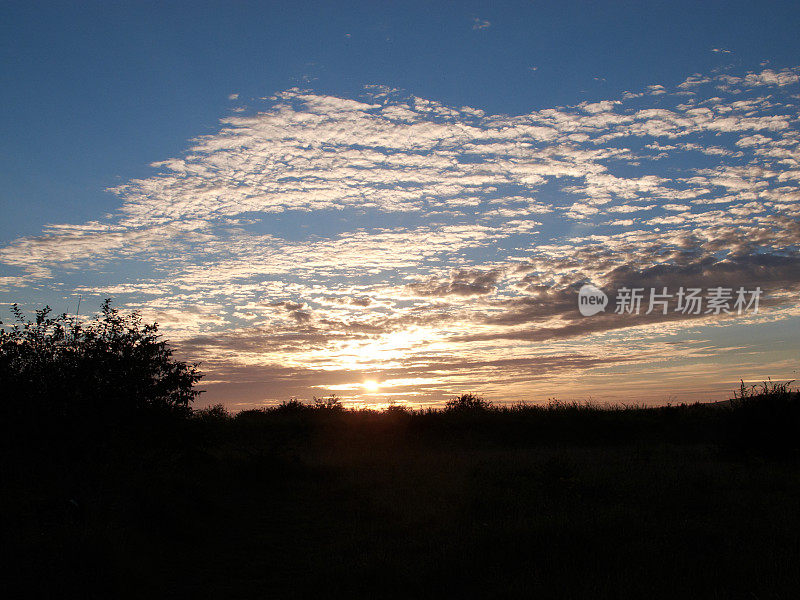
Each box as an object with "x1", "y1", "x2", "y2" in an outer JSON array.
[{"x1": 362, "y1": 380, "x2": 381, "y2": 393}]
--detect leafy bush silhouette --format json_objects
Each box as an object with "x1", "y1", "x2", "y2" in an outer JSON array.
[
  {"x1": 193, "y1": 403, "x2": 230, "y2": 421},
  {"x1": 385, "y1": 403, "x2": 410, "y2": 415},
  {"x1": 313, "y1": 394, "x2": 343, "y2": 410},
  {"x1": 0, "y1": 299, "x2": 202, "y2": 426},
  {"x1": 445, "y1": 393, "x2": 492, "y2": 411},
  {"x1": 275, "y1": 397, "x2": 308, "y2": 412}
]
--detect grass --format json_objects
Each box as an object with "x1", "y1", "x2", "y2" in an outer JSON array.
[{"x1": 3, "y1": 388, "x2": 800, "y2": 599}]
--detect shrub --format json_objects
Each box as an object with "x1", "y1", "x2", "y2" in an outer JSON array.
[
  {"x1": 193, "y1": 404, "x2": 231, "y2": 421},
  {"x1": 312, "y1": 394, "x2": 343, "y2": 410},
  {"x1": 275, "y1": 398, "x2": 308, "y2": 412},
  {"x1": 0, "y1": 299, "x2": 203, "y2": 425},
  {"x1": 444, "y1": 393, "x2": 492, "y2": 411}
]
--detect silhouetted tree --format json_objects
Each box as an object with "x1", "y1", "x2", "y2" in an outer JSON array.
[
  {"x1": 0, "y1": 299, "x2": 202, "y2": 425},
  {"x1": 445, "y1": 393, "x2": 492, "y2": 411}
]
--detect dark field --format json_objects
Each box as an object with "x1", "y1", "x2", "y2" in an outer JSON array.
[{"x1": 4, "y1": 393, "x2": 800, "y2": 600}]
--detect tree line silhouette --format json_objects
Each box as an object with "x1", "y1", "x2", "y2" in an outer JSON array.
[{"x1": 3, "y1": 300, "x2": 800, "y2": 598}]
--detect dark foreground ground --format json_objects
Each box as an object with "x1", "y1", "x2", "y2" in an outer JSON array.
[{"x1": 4, "y1": 396, "x2": 800, "y2": 599}]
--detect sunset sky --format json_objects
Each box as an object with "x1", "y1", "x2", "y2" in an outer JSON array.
[{"x1": 2, "y1": 1, "x2": 800, "y2": 408}]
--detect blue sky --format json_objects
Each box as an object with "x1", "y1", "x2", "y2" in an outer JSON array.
[{"x1": 2, "y1": 1, "x2": 800, "y2": 408}]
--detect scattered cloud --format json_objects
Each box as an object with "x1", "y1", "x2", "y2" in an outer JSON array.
[{"x1": 3, "y1": 65, "x2": 800, "y2": 406}]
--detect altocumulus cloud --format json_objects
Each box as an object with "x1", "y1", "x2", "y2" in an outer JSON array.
[{"x1": 2, "y1": 66, "x2": 800, "y2": 406}]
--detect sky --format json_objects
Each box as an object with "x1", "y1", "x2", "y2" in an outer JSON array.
[{"x1": 2, "y1": 1, "x2": 800, "y2": 409}]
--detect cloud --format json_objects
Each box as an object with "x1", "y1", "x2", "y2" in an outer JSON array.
[
  {"x1": 3, "y1": 65, "x2": 800, "y2": 405},
  {"x1": 406, "y1": 268, "x2": 504, "y2": 297},
  {"x1": 680, "y1": 67, "x2": 800, "y2": 90}
]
